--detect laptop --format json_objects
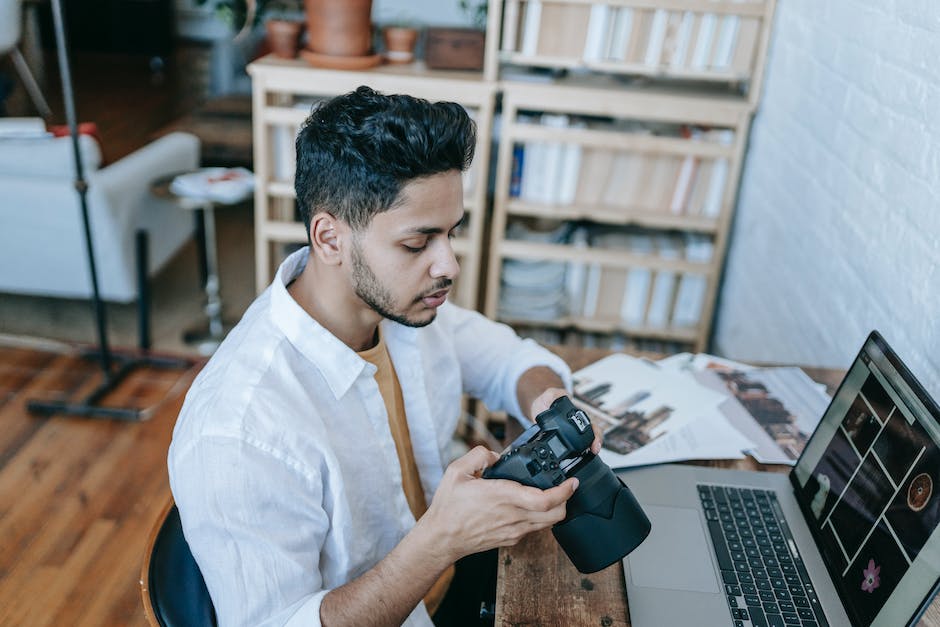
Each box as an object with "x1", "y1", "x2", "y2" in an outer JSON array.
[{"x1": 618, "y1": 331, "x2": 940, "y2": 627}]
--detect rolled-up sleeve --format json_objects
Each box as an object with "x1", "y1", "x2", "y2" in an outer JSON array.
[
  {"x1": 444, "y1": 304, "x2": 572, "y2": 421},
  {"x1": 169, "y1": 435, "x2": 331, "y2": 627}
]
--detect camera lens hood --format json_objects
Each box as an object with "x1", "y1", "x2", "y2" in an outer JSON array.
[{"x1": 552, "y1": 456, "x2": 651, "y2": 573}]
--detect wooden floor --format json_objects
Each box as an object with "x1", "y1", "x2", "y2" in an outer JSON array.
[{"x1": 0, "y1": 340, "x2": 202, "y2": 625}]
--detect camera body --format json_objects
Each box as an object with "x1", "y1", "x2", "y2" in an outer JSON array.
[
  {"x1": 483, "y1": 396, "x2": 651, "y2": 573},
  {"x1": 483, "y1": 396, "x2": 594, "y2": 489}
]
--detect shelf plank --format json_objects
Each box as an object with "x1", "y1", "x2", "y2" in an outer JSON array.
[
  {"x1": 505, "y1": 200, "x2": 720, "y2": 233},
  {"x1": 506, "y1": 124, "x2": 735, "y2": 159},
  {"x1": 497, "y1": 240, "x2": 713, "y2": 273}
]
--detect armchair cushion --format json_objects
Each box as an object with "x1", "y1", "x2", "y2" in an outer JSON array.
[{"x1": 0, "y1": 131, "x2": 201, "y2": 302}]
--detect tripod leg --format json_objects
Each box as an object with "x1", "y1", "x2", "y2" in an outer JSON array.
[
  {"x1": 10, "y1": 47, "x2": 51, "y2": 120},
  {"x1": 136, "y1": 230, "x2": 151, "y2": 351}
]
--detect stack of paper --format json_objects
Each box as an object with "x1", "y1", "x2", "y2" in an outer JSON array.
[
  {"x1": 572, "y1": 351, "x2": 833, "y2": 469},
  {"x1": 498, "y1": 220, "x2": 570, "y2": 321}
]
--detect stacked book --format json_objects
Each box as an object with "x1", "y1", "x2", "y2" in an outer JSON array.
[{"x1": 498, "y1": 220, "x2": 571, "y2": 321}]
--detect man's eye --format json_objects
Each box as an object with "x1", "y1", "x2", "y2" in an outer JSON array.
[{"x1": 403, "y1": 243, "x2": 427, "y2": 253}]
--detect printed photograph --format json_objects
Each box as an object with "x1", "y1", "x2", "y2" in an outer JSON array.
[
  {"x1": 884, "y1": 444, "x2": 940, "y2": 562},
  {"x1": 600, "y1": 405, "x2": 673, "y2": 454},
  {"x1": 843, "y1": 521, "x2": 909, "y2": 626},
  {"x1": 801, "y1": 427, "x2": 858, "y2": 523},
  {"x1": 711, "y1": 369, "x2": 809, "y2": 460},
  {"x1": 818, "y1": 520, "x2": 848, "y2": 573},
  {"x1": 829, "y1": 453, "x2": 894, "y2": 559},
  {"x1": 861, "y1": 374, "x2": 896, "y2": 422},
  {"x1": 843, "y1": 394, "x2": 882, "y2": 456},
  {"x1": 873, "y1": 408, "x2": 930, "y2": 485}
]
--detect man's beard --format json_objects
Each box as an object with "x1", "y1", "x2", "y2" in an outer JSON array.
[{"x1": 350, "y1": 242, "x2": 451, "y2": 328}]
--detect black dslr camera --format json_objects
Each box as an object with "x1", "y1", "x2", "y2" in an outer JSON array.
[{"x1": 483, "y1": 396, "x2": 651, "y2": 573}]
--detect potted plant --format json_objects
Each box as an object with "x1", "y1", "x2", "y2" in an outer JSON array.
[
  {"x1": 425, "y1": 0, "x2": 486, "y2": 71},
  {"x1": 262, "y1": 1, "x2": 305, "y2": 58},
  {"x1": 303, "y1": 0, "x2": 373, "y2": 58},
  {"x1": 382, "y1": 17, "x2": 419, "y2": 64},
  {"x1": 197, "y1": 0, "x2": 305, "y2": 58}
]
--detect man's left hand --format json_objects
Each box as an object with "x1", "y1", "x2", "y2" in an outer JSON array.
[{"x1": 529, "y1": 387, "x2": 603, "y2": 455}]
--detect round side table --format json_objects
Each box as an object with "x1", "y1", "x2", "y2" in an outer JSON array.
[{"x1": 151, "y1": 170, "x2": 252, "y2": 355}]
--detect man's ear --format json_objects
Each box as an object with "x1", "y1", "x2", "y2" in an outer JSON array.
[{"x1": 310, "y1": 213, "x2": 345, "y2": 265}]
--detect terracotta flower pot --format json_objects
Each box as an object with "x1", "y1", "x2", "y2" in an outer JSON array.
[
  {"x1": 304, "y1": 0, "x2": 373, "y2": 57},
  {"x1": 383, "y1": 26, "x2": 419, "y2": 64},
  {"x1": 265, "y1": 19, "x2": 303, "y2": 59}
]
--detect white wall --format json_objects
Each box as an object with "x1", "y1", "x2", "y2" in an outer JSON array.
[{"x1": 713, "y1": 0, "x2": 940, "y2": 398}]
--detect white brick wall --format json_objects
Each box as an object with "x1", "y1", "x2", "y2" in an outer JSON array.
[{"x1": 713, "y1": 0, "x2": 940, "y2": 399}]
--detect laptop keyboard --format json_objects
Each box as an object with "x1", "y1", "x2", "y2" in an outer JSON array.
[{"x1": 697, "y1": 484, "x2": 829, "y2": 627}]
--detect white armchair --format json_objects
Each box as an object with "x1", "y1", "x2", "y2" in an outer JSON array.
[{"x1": 0, "y1": 128, "x2": 200, "y2": 302}]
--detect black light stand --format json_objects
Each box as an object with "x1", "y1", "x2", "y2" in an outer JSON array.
[{"x1": 26, "y1": 0, "x2": 191, "y2": 421}]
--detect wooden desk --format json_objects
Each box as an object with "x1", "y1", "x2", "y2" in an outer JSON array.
[{"x1": 495, "y1": 348, "x2": 940, "y2": 626}]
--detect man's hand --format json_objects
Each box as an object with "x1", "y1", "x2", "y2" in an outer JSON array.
[
  {"x1": 517, "y1": 367, "x2": 602, "y2": 454},
  {"x1": 417, "y1": 446, "x2": 579, "y2": 564},
  {"x1": 530, "y1": 387, "x2": 603, "y2": 455}
]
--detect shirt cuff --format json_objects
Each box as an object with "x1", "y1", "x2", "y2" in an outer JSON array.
[{"x1": 281, "y1": 589, "x2": 329, "y2": 627}]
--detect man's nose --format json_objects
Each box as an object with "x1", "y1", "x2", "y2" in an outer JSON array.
[{"x1": 430, "y1": 239, "x2": 460, "y2": 280}]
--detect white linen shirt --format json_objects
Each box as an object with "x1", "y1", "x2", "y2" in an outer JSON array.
[{"x1": 168, "y1": 247, "x2": 571, "y2": 627}]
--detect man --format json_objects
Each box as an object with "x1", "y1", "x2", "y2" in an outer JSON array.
[{"x1": 169, "y1": 86, "x2": 599, "y2": 626}]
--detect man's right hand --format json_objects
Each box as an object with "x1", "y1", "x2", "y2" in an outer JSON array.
[{"x1": 417, "y1": 446, "x2": 579, "y2": 565}]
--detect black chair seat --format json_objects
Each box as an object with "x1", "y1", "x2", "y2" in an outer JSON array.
[{"x1": 143, "y1": 503, "x2": 217, "y2": 627}]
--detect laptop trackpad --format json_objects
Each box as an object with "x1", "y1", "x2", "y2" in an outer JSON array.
[{"x1": 628, "y1": 505, "x2": 719, "y2": 594}]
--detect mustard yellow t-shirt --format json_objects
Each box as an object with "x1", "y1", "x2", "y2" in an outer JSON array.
[{"x1": 358, "y1": 329, "x2": 454, "y2": 616}]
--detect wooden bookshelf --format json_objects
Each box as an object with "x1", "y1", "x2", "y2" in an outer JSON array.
[
  {"x1": 485, "y1": 77, "x2": 752, "y2": 352},
  {"x1": 493, "y1": 0, "x2": 777, "y2": 107},
  {"x1": 246, "y1": 57, "x2": 497, "y2": 311}
]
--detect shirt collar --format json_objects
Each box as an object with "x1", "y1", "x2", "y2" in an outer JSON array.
[{"x1": 270, "y1": 247, "x2": 371, "y2": 400}]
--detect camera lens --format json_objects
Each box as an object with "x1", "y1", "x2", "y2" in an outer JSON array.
[{"x1": 552, "y1": 454, "x2": 651, "y2": 573}]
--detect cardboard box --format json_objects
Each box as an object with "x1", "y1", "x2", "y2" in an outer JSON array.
[{"x1": 425, "y1": 27, "x2": 485, "y2": 71}]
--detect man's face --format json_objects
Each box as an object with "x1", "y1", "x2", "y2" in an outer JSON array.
[{"x1": 348, "y1": 171, "x2": 463, "y2": 328}]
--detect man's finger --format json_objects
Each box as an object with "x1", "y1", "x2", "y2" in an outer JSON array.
[{"x1": 451, "y1": 445, "x2": 499, "y2": 476}]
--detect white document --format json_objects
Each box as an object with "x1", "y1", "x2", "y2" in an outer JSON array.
[{"x1": 572, "y1": 353, "x2": 731, "y2": 466}]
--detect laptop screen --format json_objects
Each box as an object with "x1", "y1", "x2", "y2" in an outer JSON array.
[{"x1": 791, "y1": 331, "x2": 940, "y2": 626}]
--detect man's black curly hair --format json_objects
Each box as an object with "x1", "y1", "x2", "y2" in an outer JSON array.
[{"x1": 294, "y1": 86, "x2": 476, "y2": 237}]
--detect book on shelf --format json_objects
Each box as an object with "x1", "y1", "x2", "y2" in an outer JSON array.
[
  {"x1": 556, "y1": 138, "x2": 583, "y2": 205},
  {"x1": 583, "y1": 4, "x2": 611, "y2": 62},
  {"x1": 711, "y1": 13, "x2": 741, "y2": 70},
  {"x1": 601, "y1": 151, "x2": 646, "y2": 210},
  {"x1": 623, "y1": 231, "x2": 654, "y2": 326},
  {"x1": 669, "y1": 154, "x2": 699, "y2": 215},
  {"x1": 643, "y1": 154, "x2": 682, "y2": 212},
  {"x1": 519, "y1": 0, "x2": 542, "y2": 56},
  {"x1": 643, "y1": 9, "x2": 669, "y2": 67},
  {"x1": 573, "y1": 147, "x2": 612, "y2": 206},
  {"x1": 501, "y1": 0, "x2": 522, "y2": 52},
  {"x1": 668, "y1": 11, "x2": 695, "y2": 69},
  {"x1": 689, "y1": 13, "x2": 717, "y2": 70},
  {"x1": 702, "y1": 157, "x2": 729, "y2": 218},
  {"x1": 581, "y1": 262, "x2": 602, "y2": 318},
  {"x1": 510, "y1": 143, "x2": 525, "y2": 198},
  {"x1": 672, "y1": 234, "x2": 714, "y2": 328},
  {"x1": 565, "y1": 226, "x2": 590, "y2": 317},
  {"x1": 731, "y1": 17, "x2": 761, "y2": 74},
  {"x1": 625, "y1": 9, "x2": 654, "y2": 64},
  {"x1": 535, "y1": 2, "x2": 592, "y2": 59},
  {"x1": 605, "y1": 7, "x2": 633, "y2": 61},
  {"x1": 645, "y1": 235, "x2": 682, "y2": 328},
  {"x1": 538, "y1": 113, "x2": 569, "y2": 203},
  {"x1": 598, "y1": 267, "x2": 631, "y2": 322}
]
